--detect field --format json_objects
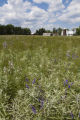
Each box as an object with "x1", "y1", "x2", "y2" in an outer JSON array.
[{"x1": 0, "y1": 35, "x2": 80, "y2": 120}]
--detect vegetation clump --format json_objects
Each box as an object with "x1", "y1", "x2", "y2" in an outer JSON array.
[{"x1": 0, "y1": 35, "x2": 80, "y2": 120}]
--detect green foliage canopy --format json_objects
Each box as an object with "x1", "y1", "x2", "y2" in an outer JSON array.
[{"x1": 0, "y1": 24, "x2": 31, "y2": 35}]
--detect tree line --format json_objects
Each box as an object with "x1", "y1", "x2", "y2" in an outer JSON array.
[
  {"x1": 34, "y1": 27, "x2": 80, "y2": 35},
  {"x1": 0, "y1": 24, "x2": 31, "y2": 35},
  {"x1": 76, "y1": 26, "x2": 80, "y2": 35},
  {"x1": 34, "y1": 28, "x2": 62, "y2": 35},
  {"x1": 0, "y1": 24, "x2": 80, "y2": 35}
]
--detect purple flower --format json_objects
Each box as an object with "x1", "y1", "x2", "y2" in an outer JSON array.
[
  {"x1": 68, "y1": 85, "x2": 70, "y2": 88},
  {"x1": 70, "y1": 112, "x2": 74, "y2": 119},
  {"x1": 38, "y1": 98, "x2": 40, "y2": 102},
  {"x1": 72, "y1": 54, "x2": 74, "y2": 58},
  {"x1": 26, "y1": 78, "x2": 29, "y2": 82},
  {"x1": 3, "y1": 42, "x2": 7, "y2": 48},
  {"x1": 31, "y1": 105, "x2": 36, "y2": 114},
  {"x1": 66, "y1": 80, "x2": 68, "y2": 84},
  {"x1": 32, "y1": 78, "x2": 36, "y2": 84},
  {"x1": 38, "y1": 97, "x2": 44, "y2": 109},
  {"x1": 66, "y1": 53, "x2": 70, "y2": 57},
  {"x1": 26, "y1": 84, "x2": 29, "y2": 89},
  {"x1": 64, "y1": 81, "x2": 66, "y2": 86},
  {"x1": 76, "y1": 55, "x2": 79, "y2": 58},
  {"x1": 71, "y1": 82, "x2": 73, "y2": 86},
  {"x1": 64, "y1": 80, "x2": 68, "y2": 86},
  {"x1": 79, "y1": 112, "x2": 80, "y2": 118}
]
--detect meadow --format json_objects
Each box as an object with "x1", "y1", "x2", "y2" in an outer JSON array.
[{"x1": 0, "y1": 35, "x2": 80, "y2": 120}]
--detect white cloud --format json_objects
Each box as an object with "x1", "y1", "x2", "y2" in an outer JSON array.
[
  {"x1": 0, "y1": 0, "x2": 31, "y2": 24},
  {"x1": 0, "y1": 0, "x2": 80, "y2": 32},
  {"x1": 59, "y1": 0, "x2": 80, "y2": 23},
  {"x1": 33, "y1": 0, "x2": 65, "y2": 12},
  {"x1": 0, "y1": 0, "x2": 49, "y2": 32}
]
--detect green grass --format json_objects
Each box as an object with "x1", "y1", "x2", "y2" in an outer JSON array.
[{"x1": 0, "y1": 35, "x2": 80, "y2": 120}]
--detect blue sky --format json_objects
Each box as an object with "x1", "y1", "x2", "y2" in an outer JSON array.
[{"x1": 0, "y1": 0, "x2": 80, "y2": 32}]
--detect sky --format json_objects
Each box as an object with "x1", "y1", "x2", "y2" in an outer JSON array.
[{"x1": 0, "y1": 0, "x2": 80, "y2": 32}]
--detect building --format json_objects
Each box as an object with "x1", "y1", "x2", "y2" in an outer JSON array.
[
  {"x1": 43, "y1": 33, "x2": 52, "y2": 36},
  {"x1": 61, "y1": 28, "x2": 76, "y2": 36},
  {"x1": 61, "y1": 28, "x2": 67, "y2": 36},
  {"x1": 66, "y1": 30, "x2": 74, "y2": 36}
]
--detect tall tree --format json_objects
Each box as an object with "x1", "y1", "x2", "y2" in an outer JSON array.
[
  {"x1": 76, "y1": 26, "x2": 80, "y2": 35},
  {"x1": 57, "y1": 28, "x2": 62, "y2": 35},
  {"x1": 53, "y1": 28, "x2": 57, "y2": 34},
  {"x1": 23, "y1": 28, "x2": 31, "y2": 35},
  {"x1": 35, "y1": 28, "x2": 46, "y2": 35},
  {"x1": 6, "y1": 24, "x2": 14, "y2": 34},
  {"x1": 0, "y1": 24, "x2": 31, "y2": 35},
  {"x1": 0, "y1": 25, "x2": 6, "y2": 35}
]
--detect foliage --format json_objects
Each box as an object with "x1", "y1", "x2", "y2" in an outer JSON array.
[
  {"x1": 57, "y1": 28, "x2": 62, "y2": 35},
  {"x1": 76, "y1": 26, "x2": 80, "y2": 35},
  {"x1": 35, "y1": 28, "x2": 52, "y2": 35},
  {"x1": 53, "y1": 28, "x2": 57, "y2": 34},
  {"x1": 53, "y1": 28, "x2": 62, "y2": 35},
  {"x1": 0, "y1": 35, "x2": 80, "y2": 120},
  {"x1": 35, "y1": 28, "x2": 46, "y2": 35},
  {"x1": 0, "y1": 24, "x2": 31, "y2": 35}
]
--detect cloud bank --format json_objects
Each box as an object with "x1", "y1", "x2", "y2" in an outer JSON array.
[{"x1": 0, "y1": 0, "x2": 80, "y2": 32}]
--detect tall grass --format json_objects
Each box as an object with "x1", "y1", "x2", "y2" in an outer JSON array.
[{"x1": 0, "y1": 35, "x2": 80, "y2": 120}]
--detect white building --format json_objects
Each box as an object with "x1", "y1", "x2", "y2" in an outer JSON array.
[
  {"x1": 43, "y1": 33, "x2": 51, "y2": 36},
  {"x1": 66, "y1": 30, "x2": 74, "y2": 36},
  {"x1": 61, "y1": 28, "x2": 76, "y2": 36}
]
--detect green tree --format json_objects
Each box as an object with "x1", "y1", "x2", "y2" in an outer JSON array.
[
  {"x1": 76, "y1": 26, "x2": 80, "y2": 35},
  {"x1": 6, "y1": 24, "x2": 14, "y2": 34},
  {"x1": 35, "y1": 28, "x2": 46, "y2": 35},
  {"x1": 0, "y1": 24, "x2": 31, "y2": 35},
  {"x1": 57, "y1": 28, "x2": 62, "y2": 35},
  {"x1": 53, "y1": 28, "x2": 57, "y2": 34},
  {"x1": 23, "y1": 28, "x2": 31, "y2": 35},
  {"x1": 14, "y1": 27, "x2": 22, "y2": 35},
  {"x1": 0, "y1": 25, "x2": 6, "y2": 35}
]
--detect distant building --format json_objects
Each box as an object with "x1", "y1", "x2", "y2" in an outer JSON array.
[
  {"x1": 61, "y1": 28, "x2": 76, "y2": 36},
  {"x1": 43, "y1": 33, "x2": 52, "y2": 36},
  {"x1": 61, "y1": 28, "x2": 67, "y2": 36}
]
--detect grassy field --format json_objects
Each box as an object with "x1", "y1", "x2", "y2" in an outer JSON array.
[{"x1": 0, "y1": 35, "x2": 80, "y2": 120}]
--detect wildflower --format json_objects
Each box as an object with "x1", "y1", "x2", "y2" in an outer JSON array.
[
  {"x1": 70, "y1": 112, "x2": 74, "y2": 119},
  {"x1": 3, "y1": 41, "x2": 7, "y2": 48},
  {"x1": 64, "y1": 80, "x2": 68, "y2": 86},
  {"x1": 66, "y1": 52, "x2": 70, "y2": 57},
  {"x1": 26, "y1": 84, "x2": 29, "y2": 89},
  {"x1": 76, "y1": 55, "x2": 79, "y2": 58},
  {"x1": 32, "y1": 78, "x2": 36, "y2": 84},
  {"x1": 38, "y1": 97, "x2": 44, "y2": 109},
  {"x1": 71, "y1": 82, "x2": 73, "y2": 86},
  {"x1": 26, "y1": 78, "x2": 29, "y2": 82},
  {"x1": 79, "y1": 112, "x2": 80, "y2": 118},
  {"x1": 64, "y1": 81, "x2": 66, "y2": 86},
  {"x1": 66, "y1": 80, "x2": 68, "y2": 84},
  {"x1": 31, "y1": 105, "x2": 36, "y2": 114},
  {"x1": 68, "y1": 85, "x2": 70, "y2": 88},
  {"x1": 72, "y1": 54, "x2": 74, "y2": 58}
]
